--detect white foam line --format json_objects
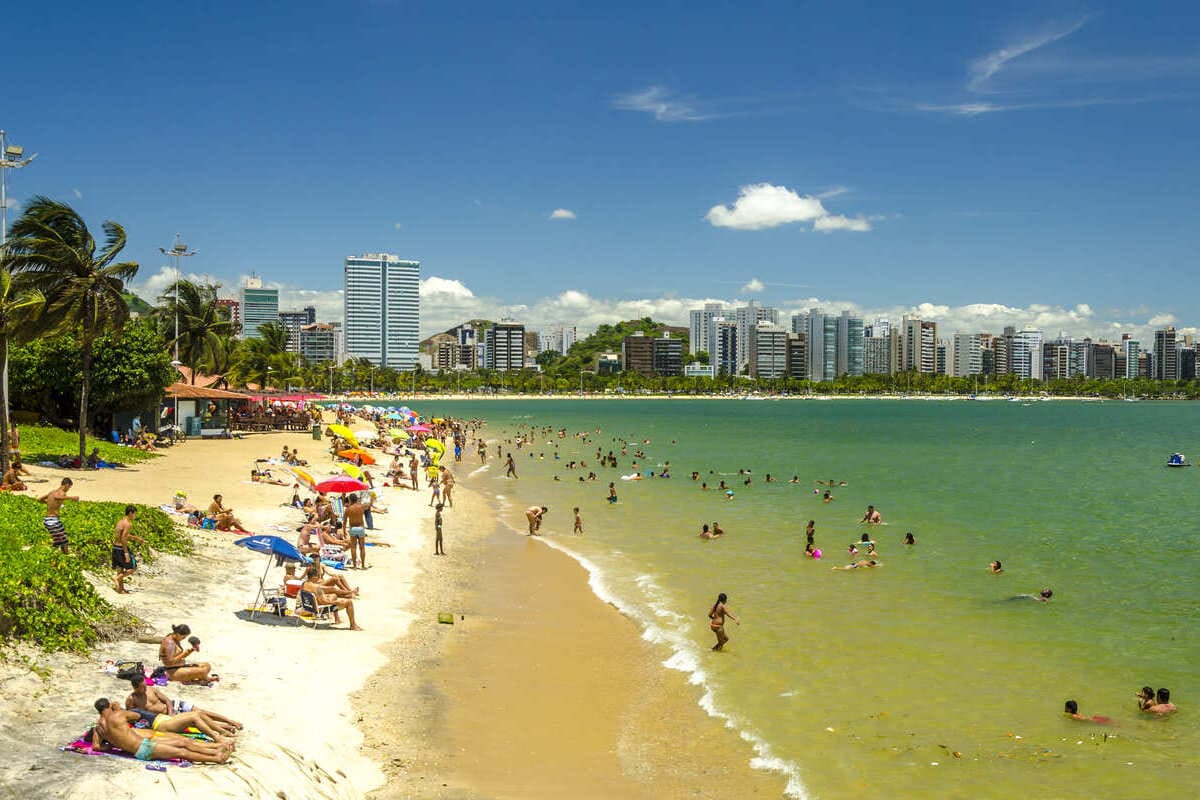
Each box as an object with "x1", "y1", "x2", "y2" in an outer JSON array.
[{"x1": 535, "y1": 536, "x2": 810, "y2": 799}]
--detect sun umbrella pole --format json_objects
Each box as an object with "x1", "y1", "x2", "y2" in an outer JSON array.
[{"x1": 249, "y1": 554, "x2": 273, "y2": 621}]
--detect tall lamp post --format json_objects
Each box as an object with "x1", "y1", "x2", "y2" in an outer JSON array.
[
  {"x1": 0, "y1": 131, "x2": 37, "y2": 463},
  {"x1": 158, "y1": 235, "x2": 196, "y2": 433}
]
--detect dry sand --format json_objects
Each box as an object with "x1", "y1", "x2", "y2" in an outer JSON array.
[{"x1": 0, "y1": 421, "x2": 785, "y2": 799}]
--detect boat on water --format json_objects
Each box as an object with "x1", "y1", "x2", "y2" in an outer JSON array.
[{"x1": 1167, "y1": 453, "x2": 1191, "y2": 467}]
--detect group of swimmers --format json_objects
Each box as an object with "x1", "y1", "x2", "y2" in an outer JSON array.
[{"x1": 1064, "y1": 686, "x2": 1177, "y2": 725}]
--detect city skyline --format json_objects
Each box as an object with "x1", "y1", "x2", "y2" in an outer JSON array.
[{"x1": 3, "y1": 4, "x2": 1199, "y2": 343}]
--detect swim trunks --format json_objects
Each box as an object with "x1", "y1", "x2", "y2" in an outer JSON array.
[
  {"x1": 43, "y1": 516, "x2": 67, "y2": 548},
  {"x1": 348, "y1": 526, "x2": 366, "y2": 538},
  {"x1": 134, "y1": 737, "x2": 156, "y2": 761},
  {"x1": 151, "y1": 713, "x2": 172, "y2": 731},
  {"x1": 111, "y1": 546, "x2": 133, "y2": 570}
]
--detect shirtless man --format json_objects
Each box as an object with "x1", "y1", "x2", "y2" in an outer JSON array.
[
  {"x1": 207, "y1": 494, "x2": 246, "y2": 531},
  {"x1": 525, "y1": 505, "x2": 546, "y2": 535},
  {"x1": 860, "y1": 505, "x2": 882, "y2": 525},
  {"x1": 698, "y1": 524, "x2": 721, "y2": 540},
  {"x1": 124, "y1": 676, "x2": 239, "y2": 741},
  {"x1": 302, "y1": 564, "x2": 362, "y2": 630},
  {"x1": 1147, "y1": 688, "x2": 1177, "y2": 714},
  {"x1": 573, "y1": 507, "x2": 583, "y2": 535},
  {"x1": 91, "y1": 699, "x2": 232, "y2": 763},
  {"x1": 159, "y1": 624, "x2": 215, "y2": 684},
  {"x1": 342, "y1": 493, "x2": 369, "y2": 569},
  {"x1": 112, "y1": 505, "x2": 144, "y2": 594},
  {"x1": 39, "y1": 478, "x2": 78, "y2": 553}
]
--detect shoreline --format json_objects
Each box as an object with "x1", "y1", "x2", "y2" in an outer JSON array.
[
  {"x1": 323, "y1": 392, "x2": 1153, "y2": 402},
  {"x1": 357, "y1": 477, "x2": 788, "y2": 798}
]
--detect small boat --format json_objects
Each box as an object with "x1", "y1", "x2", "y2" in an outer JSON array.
[{"x1": 1167, "y1": 453, "x2": 1191, "y2": 467}]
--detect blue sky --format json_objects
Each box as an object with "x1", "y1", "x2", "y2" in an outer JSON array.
[{"x1": 4, "y1": 1, "x2": 1199, "y2": 338}]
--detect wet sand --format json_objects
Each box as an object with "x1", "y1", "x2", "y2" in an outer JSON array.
[{"x1": 358, "y1": 482, "x2": 786, "y2": 799}]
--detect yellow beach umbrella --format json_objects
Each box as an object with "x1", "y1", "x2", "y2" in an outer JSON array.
[
  {"x1": 327, "y1": 424, "x2": 359, "y2": 448},
  {"x1": 290, "y1": 467, "x2": 317, "y2": 491},
  {"x1": 389, "y1": 428, "x2": 410, "y2": 441},
  {"x1": 340, "y1": 463, "x2": 365, "y2": 480},
  {"x1": 424, "y1": 438, "x2": 446, "y2": 455}
]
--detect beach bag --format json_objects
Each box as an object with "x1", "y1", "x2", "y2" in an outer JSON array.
[{"x1": 115, "y1": 661, "x2": 144, "y2": 681}]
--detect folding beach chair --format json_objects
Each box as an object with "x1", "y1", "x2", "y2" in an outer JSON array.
[{"x1": 297, "y1": 589, "x2": 336, "y2": 628}]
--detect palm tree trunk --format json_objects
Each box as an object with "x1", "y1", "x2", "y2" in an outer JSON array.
[
  {"x1": 0, "y1": 333, "x2": 11, "y2": 474},
  {"x1": 78, "y1": 340, "x2": 92, "y2": 462}
]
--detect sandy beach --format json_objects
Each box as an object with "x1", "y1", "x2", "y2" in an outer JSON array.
[{"x1": 0, "y1": 421, "x2": 785, "y2": 799}]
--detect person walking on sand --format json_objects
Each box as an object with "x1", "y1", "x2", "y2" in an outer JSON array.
[
  {"x1": 112, "y1": 505, "x2": 144, "y2": 594},
  {"x1": 428, "y1": 475, "x2": 442, "y2": 507},
  {"x1": 434, "y1": 503, "x2": 445, "y2": 555},
  {"x1": 506, "y1": 452, "x2": 518, "y2": 479},
  {"x1": 342, "y1": 493, "x2": 370, "y2": 569},
  {"x1": 441, "y1": 468, "x2": 455, "y2": 508},
  {"x1": 573, "y1": 507, "x2": 583, "y2": 535},
  {"x1": 39, "y1": 478, "x2": 79, "y2": 554},
  {"x1": 525, "y1": 505, "x2": 546, "y2": 535},
  {"x1": 708, "y1": 592, "x2": 738, "y2": 651}
]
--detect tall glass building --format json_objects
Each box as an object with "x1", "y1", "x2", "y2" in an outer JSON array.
[
  {"x1": 343, "y1": 253, "x2": 420, "y2": 370},
  {"x1": 241, "y1": 278, "x2": 279, "y2": 339}
]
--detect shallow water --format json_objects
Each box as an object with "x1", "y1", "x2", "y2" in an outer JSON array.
[{"x1": 403, "y1": 398, "x2": 1200, "y2": 799}]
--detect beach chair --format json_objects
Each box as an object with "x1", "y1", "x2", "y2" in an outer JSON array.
[{"x1": 297, "y1": 589, "x2": 336, "y2": 628}]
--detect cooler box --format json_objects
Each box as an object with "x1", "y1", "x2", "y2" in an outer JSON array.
[{"x1": 284, "y1": 580, "x2": 303, "y2": 598}]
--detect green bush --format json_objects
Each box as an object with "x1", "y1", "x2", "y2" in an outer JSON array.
[
  {"x1": 17, "y1": 424, "x2": 159, "y2": 465},
  {"x1": 0, "y1": 495, "x2": 193, "y2": 653}
]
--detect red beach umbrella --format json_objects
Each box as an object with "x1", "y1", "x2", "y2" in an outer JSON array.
[{"x1": 314, "y1": 477, "x2": 369, "y2": 495}]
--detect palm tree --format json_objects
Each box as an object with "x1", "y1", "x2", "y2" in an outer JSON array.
[
  {"x1": 0, "y1": 270, "x2": 46, "y2": 472},
  {"x1": 157, "y1": 280, "x2": 234, "y2": 381},
  {"x1": 5, "y1": 197, "x2": 138, "y2": 460}
]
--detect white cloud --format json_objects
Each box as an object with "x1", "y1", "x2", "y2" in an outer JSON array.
[
  {"x1": 421, "y1": 276, "x2": 475, "y2": 300},
  {"x1": 968, "y1": 18, "x2": 1090, "y2": 92},
  {"x1": 740, "y1": 278, "x2": 765, "y2": 293},
  {"x1": 705, "y1": 183, "x2": 872, "y2": 233},
  {"x1": 813, "y1": 214, "x2": 872, "y2": 233},
  {"x1": 72, "y1": 188, "x2": 83, "y2": 199},
  {"x1": 612, "y1": 86, "x2": 710, "y2": 122},
  {"x1": 393, "y1": 222, "x2": 403, "y2": 230},
  {"x1": 549, "y1": 208, "x2": 577, "y2": 220}
]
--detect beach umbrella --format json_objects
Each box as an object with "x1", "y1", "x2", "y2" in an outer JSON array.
[
  {"x1": 340, "y1": 463, "x2": 365, "y2": 480},
  {"x1": 407, "y1": 423, "x2": 432, "y2": 433},
  {"x1": 389, "y1": 427, "x2": 410, "y2": 441},
  {"x1": 234, "y1": 535, "x2": 310, "y2": 619},
  {"x1": 353, "y1": 428, "x2": 378, "y2": 442},
  {"x1": 290, "y1": 467, "x2": 318, "y2": 491},
  {"x1": 424, "y1": 438, "x2": 446, "y2": 455},
  {"x1": 314, "y1": 477, "x2": 369, "y2": 495},
  {"x1": 327, "y1": 424, "x2": 359, "y2": 448},
  {"x1": 338, "y1": 448, "x2": 376, "y2": 465},
  {"x1": 385, "y1": 411, "x2": 402, "y2": 420}
]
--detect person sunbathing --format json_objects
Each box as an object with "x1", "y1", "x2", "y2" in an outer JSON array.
[
  {"x1": 207, "y1": 494, "x2": 247, "y2": 531},
  {"x1": 158, "y1": 624, "x2": 217, "y2": 684},
  {"x1": 302, "y1": 564, "x2": 362, "y2": 630},
  {"x1": 91, "y1": 698, "x2": 232, "y2": 763},
  {"x1": 125, "y1": 674, "x2": 242, "y2": 734},
  {"x1": 172, "y1": 492, "x2": 198, "y2": 514},
  {"x1": 309, "y1": 559, "x2": 358, "y2": 598},
  {"x1": 124, "y1": 676, "x2": 239, "y2": 742},
  {"x1": 250, "y1": 468, "x2": 289, "y2": 486}
]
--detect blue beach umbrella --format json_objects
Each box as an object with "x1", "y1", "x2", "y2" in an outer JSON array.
[{"x1": 235, "y1": 536, "x2": 310, "y2": 618}]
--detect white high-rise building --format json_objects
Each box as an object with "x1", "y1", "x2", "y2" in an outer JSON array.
[
  {"x1": 689, "y1": 303, "x2": 726, "y2": 355},
  {"x1": 951, "y1": 332, "x2": 982, "y2": 377},
  {"x1": 1011, "y1": 329, "x2": 1044, "y2": 381},
  {"x1": 735, "y1": 302, "x2": 778, "y2": 370},
  {"x1": 343, "y1": 253, "x2": 420, "y2": 370}
]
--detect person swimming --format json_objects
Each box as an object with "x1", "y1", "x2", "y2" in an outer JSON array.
[
  {"x1": 1012, "y1": 587, "x2": 1052, "y2": 602},
  {"x1": 903, "y1": 532, "x2": 916, "y2": 545},
  {"x1": 1064, "y1": 699, "x2": 1113, "y2": 725},
  {"x1": 990, "y1": 560, "x2": 1003, "y2": 573}
]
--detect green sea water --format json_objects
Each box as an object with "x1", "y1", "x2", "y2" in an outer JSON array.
[{"x1": 412, "y1": 398, "x2": 1199, "y2": 799}]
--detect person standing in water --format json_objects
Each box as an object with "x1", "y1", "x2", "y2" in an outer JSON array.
[
  {"x1": 708, "y1": 592, "x2": 738, "y2": 651},
  {"x1": 505, "y1": 453, "x2": 518, "y2": 479},
  {"x1": 573, "y1": 507, "x2": 583, "y2": 535}
]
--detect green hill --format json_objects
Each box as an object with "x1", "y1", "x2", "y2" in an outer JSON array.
[
  {"x1": 542, "y1": 318, "x2": 687, "y2": 375},
  {"x1": 122, "y1": 291, "x2": 153, "y2": 315}
]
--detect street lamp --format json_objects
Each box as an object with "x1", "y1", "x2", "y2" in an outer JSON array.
[
  {"x1": 0, "y1": 131, "x2": 37, "y2": 461},
  {"x1": 266, "y1": 366, "x2": 274, "y2": 391},
  {"x1": 158, "y1": 235, "x2": 195, "y2": 434},
  {"x1": 0, "y1": 130, "x2": 37, "y2": 246}
]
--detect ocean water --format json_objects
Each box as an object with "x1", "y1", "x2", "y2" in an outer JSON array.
[{"x1": 408, "y1": 398, "x2": 1199, "y2": 799}]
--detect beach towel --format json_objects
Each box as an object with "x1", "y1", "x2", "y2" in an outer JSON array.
[{"x1": 61, "y1": 734, "x2": 190, "y2": 768}]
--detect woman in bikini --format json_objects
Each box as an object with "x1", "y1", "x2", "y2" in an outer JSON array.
[
  {"x1": 158, "y1": 624, "x2": 216, "y2": 684},
  {"x1": 708, "y1": 592, "x2": 738, "y2": 651}
]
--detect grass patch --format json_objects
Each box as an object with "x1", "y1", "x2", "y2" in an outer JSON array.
[
  {"x1": 0, "y1": 495, "x2": 192, "y2": 653},
  {"x1": 17, "y1": 424, "x2": 159, "y2": 465}
]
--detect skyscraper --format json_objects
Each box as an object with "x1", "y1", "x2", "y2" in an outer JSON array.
[
  {"x1": 735, "y1": 302, "x2": 779, "y2": 371},
  {"x1": 951, "y1": 332, "x2": 981, "y2": 377},
  {"x1": 836, "y1": 310, "x2": 864, "y2": 377},
  {"x1": 1154, "y1": 326, "x2": 1178, "y2": 380},
  {"x1": 485, "y1": 321, "x2": 526, "y2": 371},
  {"x1": 711, "y1": 318, "x2": 738, "y2": 376},
  {"x1": 278, "y1": 306, "x2": 316, "y2": 353},
  {"x1": 751, "y1": 323, "x2": 788, "y2": 379},
  {"x1": 901, "y1": 317, "x2": 937, "y2": 373},
  {"x1": 1010, "y1": 329, "x2": 1044, "y2": 381},
  {"x1": 241, "y1": 277, "x2": 279, "y2": 340},
  {"x1": 343, "y1": 253, "x2": 420, "y2": 370},
  {"x1": 689, "y1": 303, "x2": 726, "y2": 355}
]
